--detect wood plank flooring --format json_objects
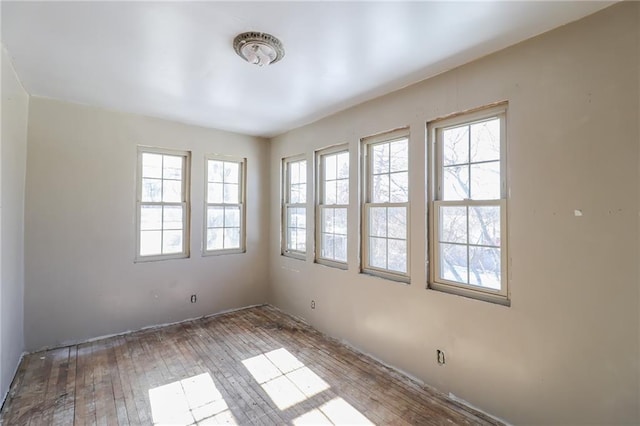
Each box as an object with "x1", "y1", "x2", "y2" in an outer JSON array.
[{"x1": 1, "y1": 305, "x2": 502, "y2": 425}]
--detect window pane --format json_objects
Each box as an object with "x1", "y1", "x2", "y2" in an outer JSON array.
[
  {"x1": 336, "y1": 152, "x2": 349, "y2": 179},
  {"x1": 325, "y1": 154, "x2": 337, "y2": 181},
  {"x1": 208, "y1": 160, "x2": 224, "y2": 183},
  {"x1": 299, "y1": 161, "x2": 307, "y2": 183},
  {"x1": 208, "y1": 183, "x2": 223, "y2": 203},
  {"x1": 296, "y1": 229, "x2": 306, "y2": 251},
  {"x1": 388, "y1": 239, "x2": 407, "y2": 273},
  {"x1": 290, "y1": 161, "x2": 300, "y2": 185},
  {"x1": 225, "y1": 206, "x2": 241, "y2": 228},
  {"x1": 163, "y1": 155, "x2": 182, "y2": 180},
  {"x1": 287, "y1": 228, "x2": 296, "y2": 250},
  {"x1": 334, "y1": 208, "x2": 347, "y2": 235},
  {"x1": 324, "y1": 181, "x2": 337, "y2": 205},
  {"x1": 443, "y1": 165, "x2": 469, "y2": 201},
  {"x1": 334, "y1": 235, "x2": 347, "y2": 262},
  {"x1": 369, "y1": 207, "x2": 387, "y2": 237},
  {"x1": 287, "y1": 207, "x2": 297, "y2": 229},
  {"x1": 224, "y1": 228, "x2": 241, "y2": 249},
  {"x1": 322, "y1": 234, "x2": 334, "y2": 259},
  {"x1": 294, "y1": 207, "x2": 306, "y2": 229},
  {"x1": 470, "y1": 162, "x2": 500, "y2": 200},
  {"x1": 163, "y1": 230, "x2": 183, "y2": 254},
  {"x1": 372, "y1": 174, "x2": 390, "y2": 203},
  {"x1": 469, "y1": 246, "x2": 500, "y2": 290},
  {"x1": 323, "y1": 208, "x2": 334, "y2": 233},
  {"x1": 140, "y1": 230, "x2": 162, "y2": 256},
  {"x1": 290, "y1": 160, "x2": 306, "y2": 185},
  {"x1": 440, "y1": 206, "x2": 467, "y2": 244},
  {"x1": 443, "y1": 126, "x2": 469, "y2": 166},
  {"x1": 142, "y1": 153, "x2": 162, "y2": 178},
  {"x1": 389, "y1": 172, "x2": 408, "y2": 203},
  {"x1": 163, "y1": 206, "x2": 183, "y2": 230},
  {"x1": 163, "y1": 179, "x2": 182, "y2": 202},
  {"x1": 142, "y1": 178, "x2": 162, "y2": 202},
  {"x1": 207, "y1": 206, "x2": 224, "y2": 228},
  {"x1": 387, "y1": 207, "x2": 406, "y2": 240},
  {"x1": 470, "y1": 118, "x2": 500, "y2": 163},
  {"x1": 469, "y1": 206, "x2": 500, "y2": 246},
  {"x1": 224, "y1": 183, "x2": 239, "y2": 204},
  {"x1": 141, "y1": 205, "x2": 162, "y2": 230},
  {"x1": 372, "y1": 143, "x2": 389, "y2": 175},
  {"x1": 290, "y1": 183, "x2": 306, "y2": 204},
  {"x1": 389, "y1": 139, "x2": 408, "y2": 172},
  {"x1": 207, "y1": 228, "x2": 224, "y2": 250},
  {"x1": 369, "y1": 237, "x2": 387, "y2": 269},
  {"x1": 336, "y1": 179, "x2": 349, "y2": 204},
  {"x1": 224, "y1": 162, "x2": 239, "y2": 184},
  {"x1": 441, "y1": 243, "x2": 467, "y2": 284}
]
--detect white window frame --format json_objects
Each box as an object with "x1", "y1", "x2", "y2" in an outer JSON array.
[
  {"x1": 315, "y1": 145, "x2": 349, "y2": 269},
  {"x1": 282, "y1": 155, "x2": 308, "y2": 260},
  {"x1": 361, "y1": 128, "x2": 411, "y2": 283},
  {"x1": 135, "y1": 146, "x2": 190, "y2": 262},
  {"x1": 428, "y1": 104, "x2": 509, "y2": 305},
  {"x1": 203, "y1": 154, "x2": 246, "y2": 256}
]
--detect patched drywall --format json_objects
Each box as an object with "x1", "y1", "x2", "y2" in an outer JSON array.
[
  {"x1": 24, "y1": 98, "x2": 270, "y2": 350},
  {"x1": 1, "y1": 45, "x2": 28, "y2": 400},
  {"x1": 268, "y1": 3, "x2": 639, "y2": 424}
]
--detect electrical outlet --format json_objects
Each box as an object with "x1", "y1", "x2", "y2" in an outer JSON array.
[
  {"x1": 437, "y1": 349, "x2": 445, "y2": 365},
  {"x1": 311, "y1": 300, "x2": 316, "y2": 309},
  {"x1": 190, "y1": 294, "x2": 197, "y2": 303}
]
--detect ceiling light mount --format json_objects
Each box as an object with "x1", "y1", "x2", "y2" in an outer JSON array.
[{"x1": 233, "y1": 32, "x2": 285, "y2": 67}]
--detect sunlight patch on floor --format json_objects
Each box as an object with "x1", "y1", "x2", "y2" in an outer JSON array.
[
  {"x1": 242, "y1": 348, "x2": 329, "y2": 410},
  {"x1": 293, "y1": 397, "x2": 375, "y2": 425},
  {"x1": 242, "y1": 347, "x2": 372, "y2": 425},
  {"x1": 149, "y1": 372, "x2": 237, "y2": 425}
]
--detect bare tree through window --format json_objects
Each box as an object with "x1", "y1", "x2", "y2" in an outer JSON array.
[
  {"x1": 283, "y1": 157, "x2": 307, "y2": 258},
  {"x1": 363, "y1": 131, "x2": 410, "y2": 280},
  {"x1": 317, "y1": 148, "x2": 349, "y2": 266},
  {"x1": 431, "y1": 108, "x2": 507, "y2": 301}
]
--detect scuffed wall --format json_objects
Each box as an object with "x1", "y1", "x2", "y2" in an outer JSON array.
[{"x1": 268, "y1": 3, "x2": 639, "y2": 423}]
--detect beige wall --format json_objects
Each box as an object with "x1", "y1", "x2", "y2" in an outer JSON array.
[
  {"x1": 24, "y1": 98, "x2": 270, "y2": 350},
  {"x1": 268, "y1": 3, "x2": 639, "y2": 424},
  {"x1": 1, "y1": 46, "x2": 28, "y2": 400}
]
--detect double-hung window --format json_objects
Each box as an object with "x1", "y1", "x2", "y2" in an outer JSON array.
[
  {"x1": 136, "y1": 147, "x2": 190, "y2": 261},
  {"x1": 204, "y1": 155, "x2": 246, "y2": 255},
  {"x1": 282, "y1": 156, "x2": 307, "y2": 259},
  {"x1": 362, "y1": 129, "x2": 410, "y2": 282},
  {"x1": 429, "y1": 104, "x2": 508, "y2": 304},
  {"x1": 316, "y1": 146, "x2": 349, "y2": 268}
]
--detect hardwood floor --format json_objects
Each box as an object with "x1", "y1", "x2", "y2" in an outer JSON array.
[{"x1": 1, "y1": 305, "x2": 501, "y2": 425}]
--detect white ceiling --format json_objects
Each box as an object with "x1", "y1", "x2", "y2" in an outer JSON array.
[{"x1": 2, "y1": 1, "x2": 614, "y2": 138}]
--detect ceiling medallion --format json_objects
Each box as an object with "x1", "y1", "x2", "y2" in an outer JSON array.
[{"x1": 233, "y1": 32, "x2": 285, "y2": 67}]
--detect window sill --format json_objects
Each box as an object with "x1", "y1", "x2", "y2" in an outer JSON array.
[
  {"x1": 282, "y1": 252, "x2": 306, "y2": 261},
  {"x1": 134, "y1": 253, "x2": 189, "y2": 263},
  {"x1": 202, "y1": 249, "x2": 246, "y2": 257},
  {"x1": 429, "y1": 282, "x2": 510, "y2": 307},
  {"x1": 361, "y1": 268, "x2": 410, "y2": 285},
  {"x1": 315, "y1": 259, "x2": 348, "y2": 270}
]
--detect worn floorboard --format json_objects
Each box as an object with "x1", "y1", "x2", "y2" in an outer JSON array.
[{"x1": 1, "y1": 305, "x2": 502, "y2": 425}]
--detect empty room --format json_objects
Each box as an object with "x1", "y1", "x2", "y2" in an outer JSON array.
[{"x1": 1, "y1": 1, "x2": 639, "y2": 424}]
